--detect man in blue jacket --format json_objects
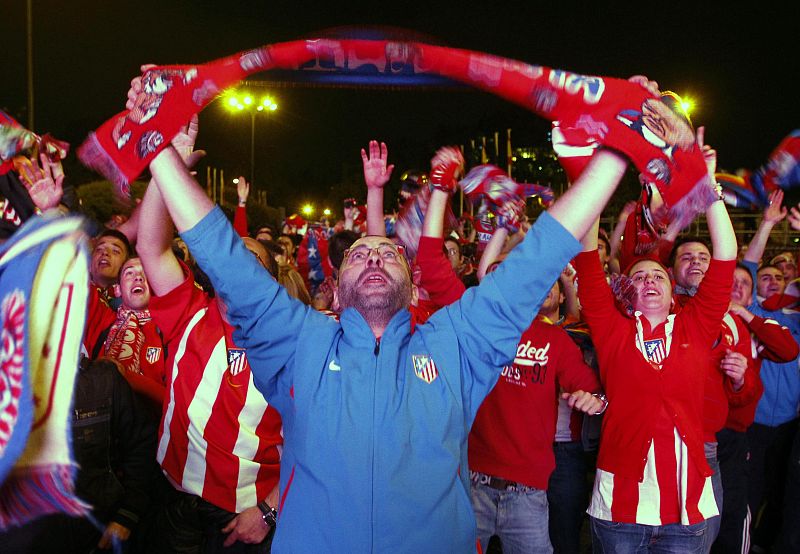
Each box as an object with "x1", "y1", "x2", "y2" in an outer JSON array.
[{"x1": 141, "y1": 96, "x2": 657, "y2": 553}]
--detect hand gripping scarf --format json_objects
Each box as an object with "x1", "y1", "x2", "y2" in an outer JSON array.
[
  {"x1": 0, "y1": 211, "x2": 91, "y2": 529},
  {"x1": 395, "y1": 146, "x2": 462, "y2": 260},
  {"x1": 78, "y1": 38, "x2": 715, "y2": 227}
]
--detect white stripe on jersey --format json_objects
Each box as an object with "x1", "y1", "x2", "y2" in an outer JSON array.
[
  {"x1": 588, "y1": 428, "x2": 718, "y2": 525},
  {"x1": 723, "y1": 313, "x2": 740, "y2": 344},
  {"x1": 233, "y1": 371, "x2": 270, "y2": 512},
  {"x1": 157, "y1": 307, "x2": 206, "y2": 466},
  {"x1": 181, "y1": 337, "x2": 228, "y2": 495}
]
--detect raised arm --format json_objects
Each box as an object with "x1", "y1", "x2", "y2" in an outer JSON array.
[
  {"x1": 743, "y1": 189, "x2": 786, "y2": 264},
  {"x1": 477, "y1": 226, "x2": 509, "y2": 281},
  {"x1": 417, "y1": 186, "x2": 466, "y2": 308},
  {"x1": 136, "y1": 179, "x2": 185, "y2": 295},
  {"x1": 362, "y1": 140, "x2": 394, "y2": 236},
  {"x1": 699, "y1": 130, "x2": 736, "y2": 261},
  {"x1": 233, "y1": 176, "x2": 250, "y2": 237},
  {"x1": 608, "y1": 200, "x2": 635, "y2": 273},
  {"x1": 137, "y1": 119, "x2": 202, "y2": 295}
]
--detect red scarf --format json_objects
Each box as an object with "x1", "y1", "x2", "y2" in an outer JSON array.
[
  {"x1": 78, "y1": 39, "x2": 714, "y2": 229},
  {"x1": 103, "y1": 307, "x2": 152, "y2": 375}
]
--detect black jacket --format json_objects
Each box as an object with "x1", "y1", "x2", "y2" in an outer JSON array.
[{"x1": 71, "y1": 359, "x2": 158, "y2": 531}]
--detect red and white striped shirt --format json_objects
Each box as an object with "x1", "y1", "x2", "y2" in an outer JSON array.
[
  {"x1": 587, "y1": 313, "x2": 718, "y2": 525},
  {"x1": 575, "y1": 252, "x2": 734, "y2": 526},
  {"x1": 149, "y1": 269, "x2": 282, "y2": 513},
  {"x1": 588, "y1": 408, "x2": 718, "y2": 525}
]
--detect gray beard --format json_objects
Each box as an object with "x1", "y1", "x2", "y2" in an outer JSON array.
[{"x1": 338, "y1": 277, "x2": 412, "y2": 330}]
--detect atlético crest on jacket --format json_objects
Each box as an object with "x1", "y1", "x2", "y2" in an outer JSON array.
[
  {"x1": 412, "y1": 354, "x2": 439, "y2": 384},
  {"x1": 227, "y1": 348, "x2": 249, "y2": 376},
  {"x1": 643, "y1": 338, "x2": 666, "y2": 365},
  {"x1": 145, "y1": 346, "x2": 162, "y2": 364}
]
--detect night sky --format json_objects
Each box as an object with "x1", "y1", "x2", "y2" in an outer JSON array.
[{"x1": 3, "y1": 1, "x2": 798, "y2": 212}]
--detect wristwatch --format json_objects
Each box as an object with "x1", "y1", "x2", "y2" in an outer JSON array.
[
  {"x1": 592, "y1": 393, "x2": 609, "y2": 415},
  {"x1": 257, "y1": 501, "x2": 277, "y2": 528}
]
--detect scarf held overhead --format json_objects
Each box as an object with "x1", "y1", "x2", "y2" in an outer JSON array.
[{"x1": 78, "y1": 38, "x2": 715, "y2": 227}]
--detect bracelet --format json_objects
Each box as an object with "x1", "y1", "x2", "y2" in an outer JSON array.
[
  {"x1": 711, "y1": 181, "x2": 724, "y2": 202},
  {"x1": 592, "y1": 393, "x2": 608, "y2": 415},
  {"x1": 238, "y1": 200, "x2": 247, "y2": 207},
  {"x1": 257, "y1": 501, "x2": 277, "y2": 528}
]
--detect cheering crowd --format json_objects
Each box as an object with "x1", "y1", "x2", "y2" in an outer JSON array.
[{"x1": 1, "y1": 63, "x2": 800, "y2": 554}]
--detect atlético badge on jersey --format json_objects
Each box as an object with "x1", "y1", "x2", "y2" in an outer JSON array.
[
  {"x1": 412, "y1": 354, "x2": 439, "y2": 384},
  {"x1": 227, "y1": 348, "x2": 248, "y2": 376},
  {"x1": 643, "y1": 338, "x2": 666, "y2": 365},
  {"x1": 145, "y1": 346, "x2": 162, "y2": 364}
]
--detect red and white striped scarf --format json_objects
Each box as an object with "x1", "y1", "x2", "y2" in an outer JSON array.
[{"x1": 103, "y1": 307, "x2": 152, "y2": 375}]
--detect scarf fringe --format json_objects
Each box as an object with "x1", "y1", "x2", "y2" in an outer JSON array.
[
  {"x1": 666, "y1": 173, "x2": 719, "y2": 232},
  {"x1": 0, "y1": 464, "x2": 91, "y2": 530},
  {"x1": 76, "y1": 132, "x2": 131, "y2": 195}
]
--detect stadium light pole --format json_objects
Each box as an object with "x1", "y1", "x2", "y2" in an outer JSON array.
[{"x1": 224, "y1": 91, "x2": 278, "y2": 186}]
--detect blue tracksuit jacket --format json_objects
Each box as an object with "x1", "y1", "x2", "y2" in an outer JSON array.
[
  {"x1": 182, "y1": 207, "x2": 580, "y2": 553},
  {"x1": 743, "y1": 260, "x2": 800, "y2": 426}
]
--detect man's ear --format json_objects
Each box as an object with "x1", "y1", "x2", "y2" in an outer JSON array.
[
  {"x1": 410, "y1": 284, "x2": 419, "y2": 307},
  {"x1": 113, "y1": 284, "x2": 122, "y2": 298}
]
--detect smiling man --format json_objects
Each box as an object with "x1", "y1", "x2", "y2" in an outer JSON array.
[
  {"x1": 669, "y1": 237, "x2": 761, "y2": 550},
  {"x1": 756, "y1": 265, "x2": 786, "y2": 299},
  {"x1": 99, "y1": 257, "x2": 167, "y2": 402}
]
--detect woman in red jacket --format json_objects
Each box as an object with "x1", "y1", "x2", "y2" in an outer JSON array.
[{"x1": 574, "y1": 144, "x2": 737, "y2": 552}]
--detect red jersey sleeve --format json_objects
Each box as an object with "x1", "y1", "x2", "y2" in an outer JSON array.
[
  {"x1": 749, "y1": 315, "x2": 800, "y2": 363},
  {"x1": 680, "y1": 259, "x2": 735, "y2": 344},
  {"x1": 233, "y1": 205, "x2": 248, "y2": 237},
  {"x1": 148, "y1": 262, "x2": 210, "y2": 345},
  {"x1": 574, "y1": 249, "x2": 627, "y2": 342},
  {"x1": 416, "y1": 235, "x2": 466, "y2": 309},
  {"x1": 723, "y1": 314, "x2": 761, "y2": 407}
]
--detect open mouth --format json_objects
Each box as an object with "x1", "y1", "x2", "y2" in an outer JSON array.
[
  {"x1": 131, "y1": 286, "x2": 145, "y2": 294},
  {"x1": 360, "y1": 271, "x2": 389, "y2": 286}
]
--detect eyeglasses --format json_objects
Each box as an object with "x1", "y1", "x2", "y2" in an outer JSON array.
[{"x1": 343, "y1": 243, "x2": 407, "y2": 265}]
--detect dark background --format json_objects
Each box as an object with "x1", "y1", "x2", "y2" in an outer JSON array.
[{"x1": 3, "y1": 1, "x2": 798, "y2": 214}]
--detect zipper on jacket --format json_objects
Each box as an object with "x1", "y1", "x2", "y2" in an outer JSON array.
[{"x1": 371, "y1": 335, "x2": 380, "y2": 551}]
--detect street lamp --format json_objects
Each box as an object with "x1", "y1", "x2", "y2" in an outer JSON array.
[{"x1": 223, "y1": 91, "x2": 278, "y2": 188}]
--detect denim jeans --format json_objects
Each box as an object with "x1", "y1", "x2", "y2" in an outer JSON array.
[
  {"x1": 471, "y1": 479, "x2": 553, "y2": 554},
  {"x1": 590, "y1": 516, "x2": 708, "y2": 553},
  {"x1": 547, "y1": 440, "x2": 587, "y2": 553}
]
